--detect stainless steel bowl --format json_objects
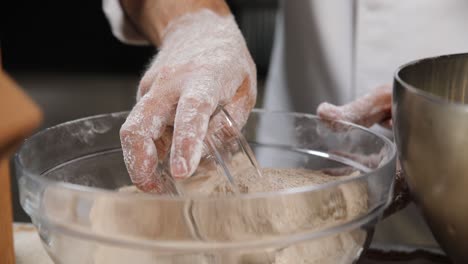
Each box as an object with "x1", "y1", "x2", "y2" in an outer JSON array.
[{"x1": 393, "y1": 53, "x2": 468, "y2": 263}]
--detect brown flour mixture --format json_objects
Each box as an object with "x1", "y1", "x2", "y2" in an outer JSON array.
[{"x1": 90, "y1": 167, "x2": 368, "y2": 263}]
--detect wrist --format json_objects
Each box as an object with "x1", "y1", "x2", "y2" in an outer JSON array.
[
  {"x1": 120, "y1": 0, "x2": 231, "y2": 46},
  {"x1": 161, "y1": 9, "x2": 241, "y2": 48}
]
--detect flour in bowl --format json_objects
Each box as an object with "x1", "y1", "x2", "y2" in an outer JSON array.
[{"x1": 90, "y1": 167, "x2": 368, "y2": 263}]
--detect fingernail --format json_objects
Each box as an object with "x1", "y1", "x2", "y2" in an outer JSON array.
[{"x1": 172, "y1": 157, "x2": 189, "y2": 179}]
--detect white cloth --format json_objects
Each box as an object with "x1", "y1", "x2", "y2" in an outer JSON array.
[
  {"x1": 264, "y1": 1, "x2": 355, "y2": 113},
  {"x1": 103, "y1": 0, "x2": 468, "y2": 111},
  {"x1": 264, "y1": 0, "x2": 468, "y2": 113},
  {"x1": 102, "y1": 0, "x2": 148, "y2": 45},
  {"x1": 356, "y1": 0, "x2": 468, "y2": 97}
]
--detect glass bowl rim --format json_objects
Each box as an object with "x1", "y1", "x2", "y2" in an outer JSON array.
[{"x1": 15, "y1": 109, "x2": 396, "y2": 202}]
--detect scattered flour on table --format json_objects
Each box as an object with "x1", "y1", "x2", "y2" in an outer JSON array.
[{"x1": 90, "y1": 168, "x2": 368, "y2": 264}]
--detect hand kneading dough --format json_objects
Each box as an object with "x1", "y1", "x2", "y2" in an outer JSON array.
[{"x1": 90, "y1": 166, "x2": 368, "y2": 264}]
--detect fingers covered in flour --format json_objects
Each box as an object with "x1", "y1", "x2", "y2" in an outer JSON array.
[
  {"x1": 120, "y1": 10, "x2": 257, "y2": 190},
  {"x1": 223, "y1": 71, "x2": 257, "y2": 128},
  {"x1": 317, "y1": 85, "x2": 392, "y2": 128},
  {"x1": 170, "y1": 70, "x2": 256, "y2": 179},
  {"x1": 120, "y1": 89, "x2": 177, "y2": 192},
  {"x1": 170, "y1": 81, "x2": 218, "y2": 179}
]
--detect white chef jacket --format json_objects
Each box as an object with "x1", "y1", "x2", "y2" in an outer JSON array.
[
  {"x1": 265, "y1": 0, "x2": 468, "y2": 113},
  {"x1": 103, "y1": 0, "x2": 468, "y2": 113}
]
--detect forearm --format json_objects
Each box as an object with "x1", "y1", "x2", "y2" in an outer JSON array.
[{"x1": 120, "y1": 0, "x2": 231, "y2": 46}]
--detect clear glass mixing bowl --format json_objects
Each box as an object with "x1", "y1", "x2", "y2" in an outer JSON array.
[{"x1": 14, "y1": 110, "x2": 396, "y2": 264}]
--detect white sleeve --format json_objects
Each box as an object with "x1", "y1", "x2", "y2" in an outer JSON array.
[{"x1": 102, "y1": 0, "x2": 150, "y2": 45}]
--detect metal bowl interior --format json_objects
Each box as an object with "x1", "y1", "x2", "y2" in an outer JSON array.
[
  {"x1": 15, "y1": 110, "x2": 396, "y2": 264},
  {"x1": 394, "y1": 53, "x2": 468, "y2": 263}
]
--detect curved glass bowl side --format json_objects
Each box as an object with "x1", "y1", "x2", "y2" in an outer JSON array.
[{"x1": 14, "y1": 110, "x2": 396, "y2": 258}]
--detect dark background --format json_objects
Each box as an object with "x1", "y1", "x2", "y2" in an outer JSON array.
[
  {"x1": 1, "y1": 1, "x2": 153, "y2": 73},
  {"x1": 1, "y1": 0, "x2": 277, "y2": 75}
]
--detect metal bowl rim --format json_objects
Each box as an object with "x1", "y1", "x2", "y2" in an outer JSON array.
[{"x1": 394, "y1": 52, "x2": 468, "y2": 108}]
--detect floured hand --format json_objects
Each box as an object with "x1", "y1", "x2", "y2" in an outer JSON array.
[
  {"x1": 317, "y1": 85, "x2": 392, "y2": 128},
  {"x1": 120, "y1": 10, "x2": 256, "y2": 192}
]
